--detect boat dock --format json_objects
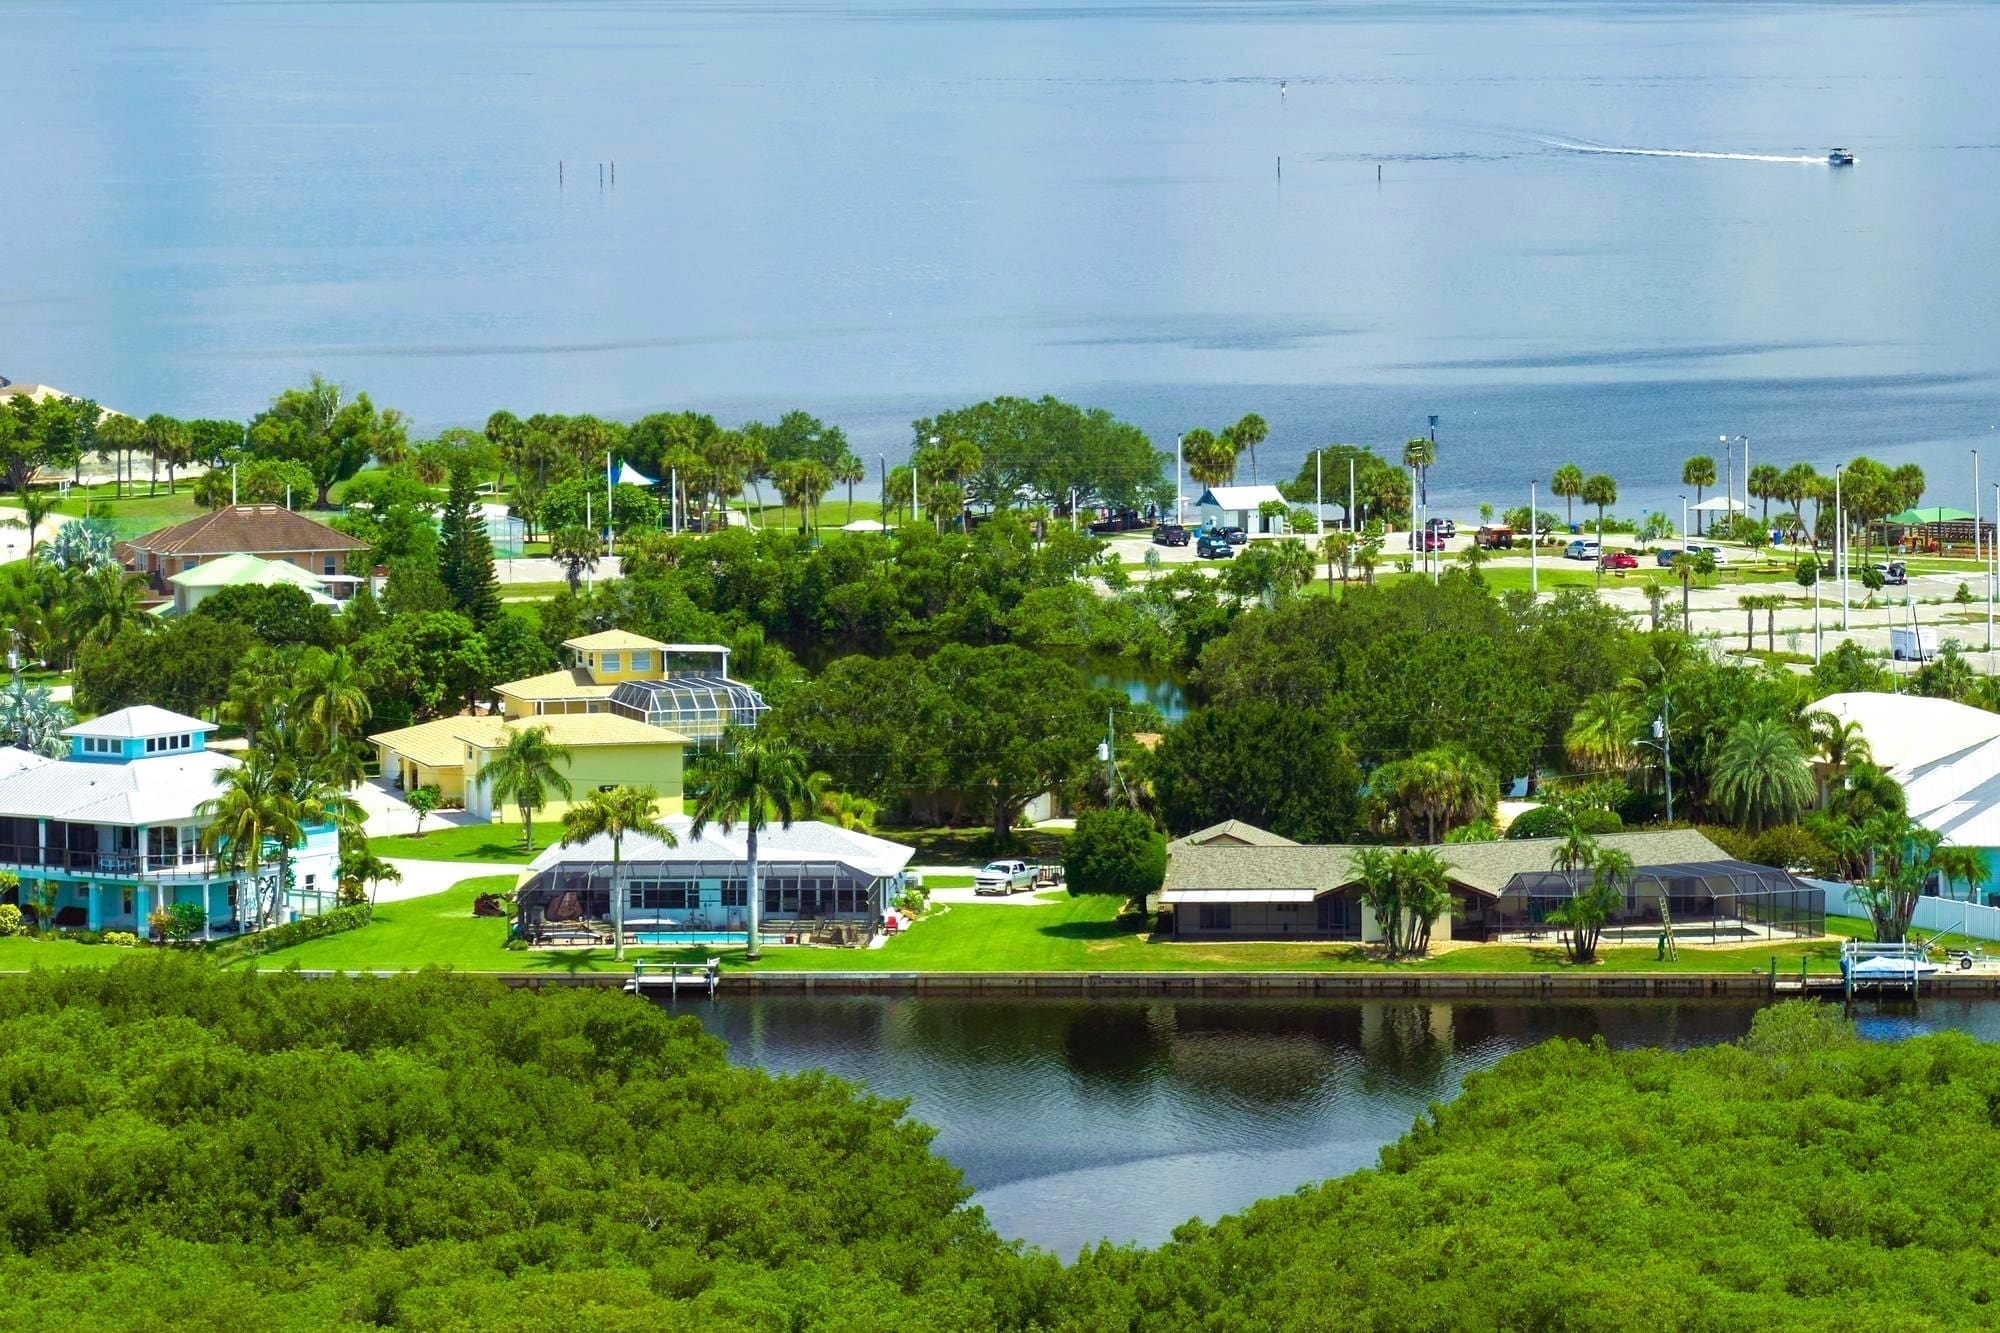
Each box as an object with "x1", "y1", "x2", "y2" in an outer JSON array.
[
  {"x1": 624, "y1": 957, "x2": 722, "y2": 999},
  {"x1": 1838, "y1": 941, "x2": 1935, "y2": 998}
]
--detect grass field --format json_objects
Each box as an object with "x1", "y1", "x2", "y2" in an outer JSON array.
[
  {"x1": 369, "y1": 821, "x2": 558, "y2": 863},
  {"x1": 243, "y1": 882, "x2": 1871, "y2": 975}
]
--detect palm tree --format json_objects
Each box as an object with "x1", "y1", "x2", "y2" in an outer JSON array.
[
  {"x1": 64, "y1": 567, "x2": 147, "y2": 648},
  {"x1": 1401, "y1": 436, "x2": 1435, "y2": 508},
  {"x1": 1549, "y1": 845, "x2": 1631, "y2": 965},
  {"x1": 1551, "y1": 463, "x2": 1585, "y2": 528},
  {"x1": 550, "y1": 525, "x2": 601, "y2": 593},
  {"x1": 686, "y1": 730, "x2": 821, "y2": 962},
  {"x1": 1807, "y1": 711, "x2": 1872, "y2": 807},
  {"x1": 560, "y1": 785, "x2": 671, "y2": 961},
  {"x1": 293, "y1": 647, "x2": 371, "y2": 751},
  {"x1": 816, "y1": 784, "x2": 879, "y2": 833},
  {"x1": 1581, "y1": 473, "x2": 1617, "y2": 532},
  {"x1": 1182, "y1": 428, "x2": 1236, "y2": 489},
  {"x1": 6, "y1": 487, "x2": 60, "y2": 561},
  {"x1": 1321, "y1": 529, "x2": 1356, "y2": 584},
  {"x1": 1564, "y1": 690, "x2": 1639, "y2": 778},
  {"x1": 1369, "y1": 747, "x2": 1497, "y2": 843},
  {"x1": 197, "y1": 747, "x2": 302, "y2": 929},
  {"x1": 834, "y1": 451, "x2": 866, "y2": 522},
  {"x1": 1747, "y1": 463, "x2": 1783, "y2": 526},
  {"x1": 480, "y1": 724, "x2": 574, "y2": 848},
  {"x1": 1710, "y1": 716, "x2": 1815, "y2": 832},
  {"x1": 0, "y1": 677, "x2": 71, "y2": 756},
  {"x1": 1933, "y1": 844, "x2": 1990, "y2": 904},
  {"x1": 1682, "y1": 455, "x2": 1717, "y2": 535},
  {"x1": 1226, "y1": 413, "x2": 1270, "y2": 484}
]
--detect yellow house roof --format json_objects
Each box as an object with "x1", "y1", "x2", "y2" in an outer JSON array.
[
  {"x1": 495, "y1": 668, "x2": 617, "y2": 702},
  {"x1": 368, "y1": 716, "x2": 506, "y2": 769},
  {"x1": 371, "y1": 713, "x2": 691, "y2": 769},
  {"x1": 563, "y1": 630, "x2": 668, "y2": 654},
  {"x1": 484, "y1": 714, "x2": 692, "y2": 749}
]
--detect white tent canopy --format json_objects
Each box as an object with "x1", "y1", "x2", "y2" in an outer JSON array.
[
  {"x1": 841, "y1": 518, "x2": 886, "y2": 532},
  {"x1": 1691, "y1": 496, "x2": 1746, "y2": 513}
]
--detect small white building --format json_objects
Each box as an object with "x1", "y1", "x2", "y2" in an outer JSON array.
[{"x1": 1195, "y1": 485, "x2": 1290, "y2": 533}]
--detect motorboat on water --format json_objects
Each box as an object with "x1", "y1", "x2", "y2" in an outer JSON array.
[{"x1": 1828, "y1": 147, "x2": 1855, "y2": 166}]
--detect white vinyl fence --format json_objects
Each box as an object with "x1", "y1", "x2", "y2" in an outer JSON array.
[{"x1": 1808, "y1": 877, "x2": 2000, "y2": 943}]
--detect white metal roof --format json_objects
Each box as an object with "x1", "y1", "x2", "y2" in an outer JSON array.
[
  {"x1": 1196, "y1": 485, "x2": 1288, "y2": 510},
  {"x1": 0, "y1": 750, "x2": 237, "y2": 824},
  {"x1": 526, "y1": 817, "x2": 914, "y2": 879},
  {"x1": 1159, "y1": 887, "x2": 1317, "y2": 905},
  {"x1": 1811, "y1": 692, "x2": 2000, "y2": 775},
  {"x1": 64, "y1": 706, "x2": 218, "y2": 740}
]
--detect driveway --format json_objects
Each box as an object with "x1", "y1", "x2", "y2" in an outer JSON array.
[{"x1": 376, "y1": 857, "x2": 524, "y2": 903}]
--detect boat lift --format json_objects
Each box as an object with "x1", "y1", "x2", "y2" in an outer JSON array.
[
  {"x1": 625, "y1": 956, "x2": 722, "y2": 999},
  {"x1": 1840, "y1": 940, "x2": 1938, "y2": 998}
]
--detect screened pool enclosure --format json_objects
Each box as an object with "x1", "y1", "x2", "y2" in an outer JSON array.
[
  {"x1": 607, "y1": 676, "x2": 769, "y2": 746},
  {"x1": 1465, "y1": 858, "x2": 1824, "y2": 942}
]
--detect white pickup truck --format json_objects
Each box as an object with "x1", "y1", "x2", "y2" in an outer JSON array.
[{"x1": 974, "y1": 860, "x2": 1038, "y2": 895}]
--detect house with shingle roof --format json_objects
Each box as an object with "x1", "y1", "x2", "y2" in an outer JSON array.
[
  {"x1": 124, "y1": 504, "x2": 370, "y2": 598},
  {"x1": 1159, "y1": 822, "x2": 1819, "y2": 944}
]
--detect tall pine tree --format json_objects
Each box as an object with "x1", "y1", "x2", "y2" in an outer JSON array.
[{"x1": 438, "y1": 458, "x2": 502, "y2": 624}]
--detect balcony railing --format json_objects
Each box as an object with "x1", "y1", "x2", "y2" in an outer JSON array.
[{"x1": 0, "y1": 843, "x2": 226, "y2": 881}]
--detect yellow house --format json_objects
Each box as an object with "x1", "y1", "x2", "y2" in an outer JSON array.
[
  {"x1": 369, "y1": 713, "x2": 688, "y2": 823},
  {"x1": 495, "y1": 631, "x2": 685, "y2": 718},
  {"x1": 492, "y1": 630, "x2": 768, "y2": 746}
]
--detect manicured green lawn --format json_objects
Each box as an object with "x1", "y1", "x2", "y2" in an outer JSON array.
[
  {"x1": 370, "y1": 820, "x2": 559, "y2": 863},
  {"x1": 496, "y1": 581, "x2": 570, "y2": 600},
  {"x1": 0, "y1": 935, "x2": 133, "y2": 969},
  {"x1": 251, "y1": 883, "x2": 1857, "y2": 975},
  {"x1": 46, "y1": 488, "x2": 207, "y2": 539}
]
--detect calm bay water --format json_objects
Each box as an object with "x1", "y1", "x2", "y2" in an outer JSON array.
[
  {"x1": 6, "y1": 1, "x2": 2000, "y2": 515},
  {"x1": 691, "y1": 994, "x2": 2000, "y2": 1256}
]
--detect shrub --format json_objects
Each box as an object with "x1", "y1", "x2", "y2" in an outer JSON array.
[
  {"x1": 1744, "y1": 824, "x2": 1841, "y2": 877},
  {"x1": 1506, "y1": 805, "x2": 1622, "y2": 840},
  {"x1": 0, "y1": 904, "x2": 21, "y2": 938},
  {"x1": 221, "y1": 904, "x2": 373, "y2": 957},
  {"x1": 101, "y1": 932, "x2": 140, "y2": 948},
  {"x1": 165, "y1": 901, "x2": 206, "y2": 943},
  {"x1": 1698, "y1": 823, "x2": 1755, "y2": 861},
  {"x1": 1065, "y1": 808, "x2": 1167, "y2": 898}
]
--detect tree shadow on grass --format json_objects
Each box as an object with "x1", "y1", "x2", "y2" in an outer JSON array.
[{"x1": 1039, "y1": 919, "x2": 1149, "y2": 942}]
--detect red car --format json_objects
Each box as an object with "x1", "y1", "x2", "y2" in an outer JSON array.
[{"x1": 1598, "y1": 551, "x2": 1639, "y2": 571}]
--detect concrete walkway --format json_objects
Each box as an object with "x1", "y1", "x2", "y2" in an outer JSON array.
[{"x1": 376, "y1": 857, "x2": 523, "y2": 903}]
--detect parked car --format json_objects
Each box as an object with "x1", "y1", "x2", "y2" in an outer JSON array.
[
  {"x1": 1425, "y1": 517, "x2": 1457, "y2": 538},
  {"x1": 1654, "y1": 547, "x2": 1680, "y2": 567},
  {"x1": 1474, "y1": 524, "x2": 1513, "y2": 550},
  {"x1": 1087, "y1": 508, "x2": 1144, "y2": 535},
  {"x1": 1220, "y1": 527, "x2": 1248, "y2": 546},
  {"x1": 1875, "y1": 560, "x2": 1909, "y2": 586},
  {"x1": 974, "y1": 860, "x2": 1038, "y2": 895},
  {"x1": 1598, "y1": 551, "x2": 1639, "y2": 571},
  {"x1": 1196, "y1": 532, "x2": 1234, "y2": 559},
  {"x1": 1151, "y1": 523, "x2": 1189, "y2": 547},
  {"x1": 1564, "y1": 539, "x2": 1601, "y2": 561},
  {"x1": 1418, "y1": 530, "x2": 1448, "y2": 552}
]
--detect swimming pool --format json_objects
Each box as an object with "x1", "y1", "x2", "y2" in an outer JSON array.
[{"x1": 631, "y1": 931, "x2": 785, "y2": 946}]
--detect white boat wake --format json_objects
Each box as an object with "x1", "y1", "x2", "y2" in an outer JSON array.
[{"x1": 1540, "y1": 137, "x2": 1823, "y2": 165}]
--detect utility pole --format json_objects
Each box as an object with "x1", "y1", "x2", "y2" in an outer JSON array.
[
  {"x1": 1639, "y1": 698, "x2": 1674, "y2": 823},
  {"x1": 1175, "y1": 434, "x2": 1184, "y2": 526},
  {"x1": 1348, "y1": 456, "x2": 1356, "y2": 534},
  {"x1": 606, "y1": 452, "x2": 616, "y2": 558}
]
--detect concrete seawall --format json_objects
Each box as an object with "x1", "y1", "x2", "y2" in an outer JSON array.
[{"x1": 260, "y1": 970, "x2": 2000, "y2": 997}]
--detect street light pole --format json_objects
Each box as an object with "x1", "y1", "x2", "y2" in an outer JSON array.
[
  {"x1": 1976, "y1": 450, "x2": 1983, "y2": 594},
  {"x1": 1989, "y1": 481, "x2": 1996, "y2": 664},
  {"x1": 1175, "y1": 434, "x2": 1184, "y2": 526},
  {"x1": 1315, "y1": 449, "x2": 1323, "y2": 539},
  {"x1": 1529, "y1": 480, "x2": 1538, "y2": 597},
  {"x1": 1348, "y1": 456, "x2": 1356, "y2": 534},
  {"x1": 1837, "y1": 463, "x2": 1847, "y2": 630}
]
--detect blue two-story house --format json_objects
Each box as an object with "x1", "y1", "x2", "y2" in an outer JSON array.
[{"x1": 0, "y1": 705, "x2": 341, "y2": 936}]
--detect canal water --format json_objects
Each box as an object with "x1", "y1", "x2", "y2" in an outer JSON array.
[{"x1": 688, "y1": 994, "x2": 2000, "y2": 1257}]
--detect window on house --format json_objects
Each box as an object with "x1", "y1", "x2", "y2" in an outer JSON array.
[
  {"x1": 121, "y1": 889, "x2": 133, "y2": 915},
  {"x1": 1197, "y1": 904, "x2": 1234, "y2": 931},
  {"x1": 323, "y1": 557, "x2": 337, "y2": 575},
  {"x1": 630, "y1": 651, "x2": 652, "y2": 672},
  {"x1": 719, "y1": 884, "x2": 747, "y2": 908},
  {"x1": 601, "y1": 652, "x2": 621, "y2": 673}
]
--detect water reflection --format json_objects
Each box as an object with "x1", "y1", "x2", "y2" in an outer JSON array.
[{"x1": 690, "y1": 995, "x2": 1776, "y2": 1255}]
